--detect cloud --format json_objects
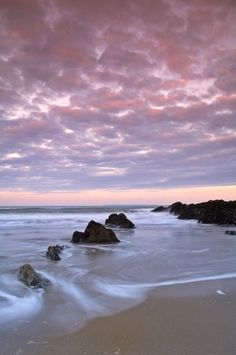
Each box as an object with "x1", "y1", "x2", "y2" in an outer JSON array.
[{"x1": 0, "y1": 0, "x2": 236, "y2": 195}]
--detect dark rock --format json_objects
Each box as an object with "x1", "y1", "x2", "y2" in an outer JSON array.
[
  {"x1": 105, "y1": 213, "x2": 135, "y2": 228},
  {"x1": 18, "y1": 264, "x2": 50, "y2": 289},
  {"x1": 169, "y1": 201, "x2": 186, "y2": 215},
  {"x1": 71, "y1": 231, "x2": 84, "y2": 243},
  {"x1": 83, "y1": 220, "x2": 120, "y2": 243},
  {"x1": 169, "y1": 200, "x2": 236, "y2": 225},
  {"x1": 151, "y1": 206, "x2": 169, "y2": 212},
  {"x1": 71, "y1": 221, "x2": 120, "y2": 243},
  {"x1": 225, "y1": 230, "x2": 236, "y2": 235},
  {"x1": 46, "y1": 245, "x2": 64, "y2": 261}
]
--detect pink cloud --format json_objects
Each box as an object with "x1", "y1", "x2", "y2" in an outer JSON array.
[{"x1": 0, "y1": 0, "x2": 236, "y2": 197}]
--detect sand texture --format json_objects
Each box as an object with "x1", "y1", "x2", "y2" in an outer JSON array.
[{"x1": 2, "y1": 282, "x2": 236, "y2": 355}]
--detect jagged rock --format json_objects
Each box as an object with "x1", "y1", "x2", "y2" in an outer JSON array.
[
  {"x1": 169, "y1": 202, "x2": 185, "y2": 216},
  {"x1": 105, "y1": 213, "x2": 135, "y2": 228},
  {"x1": 71, "y1": 220, "x2": 120, "y2": 243},
  {"x1": 18, "y1": 264, "x2": 50, "y2": 289},
  {"x1": 83, "y1": 220, "x2": 120, "y2": 243},
  {"x1": 170, "y1": 200, "x2": 236, "y2": 225},
  {"x1": 46, "y1": 245, "x2": 64, "y2": 261},
  {"x1": 71, "y1": 231, "x2": 84, "y2": 243},
  {"x1": 151, "y1": 206, "x2": 169, "y2": 212},
  {"x1": 225, "y1": 230, "x2": 236, "y2": 235}
]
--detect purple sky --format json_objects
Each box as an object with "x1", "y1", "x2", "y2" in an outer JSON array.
[{"x1": 0, "y1": 0, "x2": 236, "y2": 203}]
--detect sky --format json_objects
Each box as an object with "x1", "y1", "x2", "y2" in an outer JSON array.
[{"x1": 0, "y1": 0, "x2": 236, "y2": 205}]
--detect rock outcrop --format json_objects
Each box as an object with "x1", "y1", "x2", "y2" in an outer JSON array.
[
  {"x1": 105, "y1": 213, "x2": 135, "y2": 228},
  {"x1": 18, "y1": 264, "x2": 50, "y2": 289},
  {"x1": 84, "y1": 220, "x2": 120, "y2": 242},
  {"x1": 71, "y1": 220, "x2": 120, "y2": 243},
  {"x1": 151, "y1": 206, "x2": 169, "y2": 212},
  {"x1": 46, "y1": 245, "x2": 64, "y2": 261},
  {"x1": 170, "y1": 200, "x2": 236, "y2": 225}
]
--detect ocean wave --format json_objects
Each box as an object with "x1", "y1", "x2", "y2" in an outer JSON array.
[
  {"x1": 0, "y1": 207, "x2": 184, "y2": 228},
  {"x1": 0, "y1": 287, "x2": 44, "y2": 326}
]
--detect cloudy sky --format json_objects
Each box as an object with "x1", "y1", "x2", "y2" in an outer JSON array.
[{"x1": 0, "y1": 0, "x2": 236, "y2": 205}]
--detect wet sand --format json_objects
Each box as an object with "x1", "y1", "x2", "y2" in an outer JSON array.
[{"x1": 2, "y1": 280, "x2": 236, "y2": 355}]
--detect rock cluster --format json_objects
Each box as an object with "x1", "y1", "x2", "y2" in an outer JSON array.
[
  {"x1": 170, "y1": 200, "x2": 236, "y2": 225},
  {"x1": 17, "y1": 203, "x2": 236, "y2": 291},
  {"x1": 46, "y1": 245, "x2": 64, "y2": 261},
  {"x1": 18, "y1": 264, "x2": 50, "y2": 289},
  {"x1": 105, "y1": 213, "x2": 135, "y2": 228},
  {"x1": 72, "y1": 220, "x2": 120, "y2": 244}
]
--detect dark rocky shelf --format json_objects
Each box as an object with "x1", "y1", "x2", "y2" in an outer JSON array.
[{"x1": 169, "y1": 199, "x2": 236, "y2": 225}]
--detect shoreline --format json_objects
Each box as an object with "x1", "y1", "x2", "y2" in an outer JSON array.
[
  {"x1": 2, "y1": 279, "x2": 236, "y2": 355},
  {"x1": 1, "y1": 206, "x2": 236, "y2": 354}
]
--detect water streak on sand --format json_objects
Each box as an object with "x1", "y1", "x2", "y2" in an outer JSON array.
[{"x1": 96, "y1": 272, "x2": 236, "y2": 293}]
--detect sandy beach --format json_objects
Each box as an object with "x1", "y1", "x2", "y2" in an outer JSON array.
[{"x1": 2, "y1": 279, "x2": 236, "y2": 355}]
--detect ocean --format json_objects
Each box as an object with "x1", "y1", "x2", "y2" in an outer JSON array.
[{"x1": 0, "y1": 205, "x2": 236, "y2": 338}]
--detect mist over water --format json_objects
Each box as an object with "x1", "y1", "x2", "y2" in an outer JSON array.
[{"x1": 0, "y1": 206, "x2": 236, "y2": 337}]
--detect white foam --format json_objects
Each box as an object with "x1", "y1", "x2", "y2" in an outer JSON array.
[
  {"x1": 0, "y1": 289, "x2": 18, "y2": 301},
  {"x1": 217, "y1": 289, "x2": 226, "y2": 295},
  {"x1": 79, "y1": 244, "x2": 117, "y2": 252},
  {"x1": 40, "y1": 271, "x2": 104, "y2": 313},
  {"x1": 61, "y1": 249, "x2": 73, "y2": 259},
  {"x1": 96, "y1": 272, "x2": 236, "y2": 296},
  {"x1": 27, "y1": 340, "x2": 48, "y2": 345},
  {"x1": 95, "y1": 279, "x2": 145, "y2": 299},
  {"x1": 190, "y1": 248, "x2": 210, "y2": 254},
  {"x1": 0, "y1": 288, "x2": 43, "y2": 325}
]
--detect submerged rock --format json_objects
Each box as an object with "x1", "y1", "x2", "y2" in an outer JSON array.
[
  {"x1": 71, "y1": 220, "x2": 120, "y2": 244},
  {"x1": 170, "y1": 200, "x2": 236, "y2": 225},
  {"x1": 225, "y1": 230, "x2": 236, "y2": 235},
  {"x1": 105, "y1": 213, "x2": 135, "y2": 229},
  {"x1": 18, "y1": 264, "x2": 50, "y2": 289},
  {"x1": 46, "y1": 245, "x2": 64, "y2": 261}
]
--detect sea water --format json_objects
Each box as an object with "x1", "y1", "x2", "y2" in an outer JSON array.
[{"x1": 0, "y1": 206, "x2": 236, "y2": 336}]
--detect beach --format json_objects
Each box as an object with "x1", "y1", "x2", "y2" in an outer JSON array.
[
  {"x1": 1, "y1": 278, "x2": 236, "y2": 355},
  {"x1": 0, "y1": 206, "x2": 236, "y2": 354}
]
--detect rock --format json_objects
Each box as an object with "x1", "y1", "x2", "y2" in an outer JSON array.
[
  {"x1": 169, "y1": 200, "x2": 236, "y2": 225},
  {"x1": 225, "y1": 230, "x2": 236, "y2": 235},
  {"x1": 71, "y1": 220, "x2": 120, "y2": 243},
  {"x1": 169, "y1": 201, "x2": 186, "y2": 216},
  {"x1": 46, "y1": 245, "x2": 64, "y2": 261},
  {"x1": 71, "y1": 231, "x2": 84, "y2": 243},
  {"x1": 18, "y1": 264, "x2": 50, "y2": 289},
  {"x1": 151, "y1": 206, "x2": 169, "y2": 212},
  {"x1": 83, "y1": 220, "x2": 120, "y2": 243},
  {"x1": 105, "y1": 213, "x2": 135, "y2": 228}
]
